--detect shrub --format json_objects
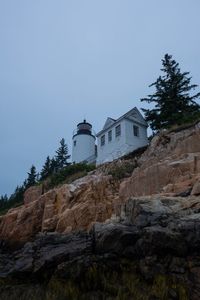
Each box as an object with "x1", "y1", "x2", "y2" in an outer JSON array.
[
  {"x1": 108, "y1": 162, "x2": 137, "y2": 180},
  {"x1": 48, "y1": 163, "x2": 96, "y2": 189}
]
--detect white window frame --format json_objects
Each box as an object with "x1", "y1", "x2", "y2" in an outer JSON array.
[
  {"x1": 115, "y1": 124, "x2": 121, "y2": 138},
  {"x1": 133, "y1": 125, "x2": 139, "y2": 137},
  {"x1": 108, "y1": 130, "x2": 112, "y2": 142},
  {"x1": 101, "y1": 135, "x2": 105, "y2": 146}
]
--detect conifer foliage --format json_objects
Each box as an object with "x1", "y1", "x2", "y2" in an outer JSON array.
[
  {"x1": 40, "y1": 156, "x2": 52, "y2": 180},
  {"x1": 0, "y1": 194, "x2": 8, "y2": 210},
  {"x1": 26, "y1": 165, "x2": 37, "y2": 188},
  {"x1": 141, "y1": 54, "x2": 200, "y2": 131},
  {"x1": 55, "y1": 138, "x2": 70, "y2": 170},
  {"x1": 0, "y1": 138, "x2": 72, "y2": 214},
  {"x1": 0, "y1": 185, "x2": 26, "y2": 214}
]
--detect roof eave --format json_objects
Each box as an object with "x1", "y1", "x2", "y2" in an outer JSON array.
[{"x1": 96, "y1": 107, "x2": 148, "y2": 136}]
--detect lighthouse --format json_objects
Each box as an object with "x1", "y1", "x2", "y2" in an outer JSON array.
[{"x1": 72, "y1": 120, "x2": 96, "y2": 164}]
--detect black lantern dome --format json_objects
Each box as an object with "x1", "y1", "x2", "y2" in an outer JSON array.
[{"x1": 76, "y1": 119, "x2": 92, "y2": 135}]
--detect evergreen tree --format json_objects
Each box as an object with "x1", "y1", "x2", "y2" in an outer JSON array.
[
  {"x1": 26, "y1": 165, "x2": 37, "y2": 188},
  {"x1": 141, "y1": 54, "x2": 200, "y2": 131},
  {"x1": 50, "y1": 157, "x2": 59, "y2": 174},
  {"x1": 23, "y1": 179, "x2": 28, "y2": 189},
  {"x1": 55, "y1": 138, "x2": 70, "y2": 170},
  {"x1": 9, "y1": 185, "x2": 25, "y2": 204},
  {"x1": 40, "y1": 156, "x2": 52, "y2": 180},
  {"x1": 0, "y1": 194, "x2": 8, "y2": 209}
]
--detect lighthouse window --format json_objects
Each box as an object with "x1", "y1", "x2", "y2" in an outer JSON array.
[
  {"x1": 101, "y1": 135, "x2": 105, "y2": 146},
  {"x1": 108, "y1": 130, "x2": 112, "y2": 142},
  {"x1": 74, "y1": 140, "x2": 77, "y2": 147},
  {"x1": 115, "y1": 124, "x2": 121, "y2": 137}
]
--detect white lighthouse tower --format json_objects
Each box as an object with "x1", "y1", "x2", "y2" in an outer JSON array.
[{"x1": 72, "y1": 120, "x2": 96, "y2": 164}]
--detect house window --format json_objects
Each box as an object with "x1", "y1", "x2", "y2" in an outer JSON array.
[
  {"x1": 74, "y1": 140, "x2": 77, "y2": 146},
  {"x1": 133, "y1": 125, "x2": 139, "y2": 137},
  {"x1": 101, "y1": 135, "x2": 105, "y2": 146},
  {"x1": 108, "y1": 130, "x2": 112, "y2": 142},
  {"x1": 115, "y1": 124, "x2": 121, "y2": 137}
]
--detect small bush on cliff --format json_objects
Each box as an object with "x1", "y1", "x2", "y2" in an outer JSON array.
[
  {"x1": 48, "y1": 163, "x2": 96, "y2": 189},
  {"x1": 108, "y1": 162, "x2": 136, "y2": 180},
  {"x1": 141, "y1": 54, "x2": 200, "y2": 131}
]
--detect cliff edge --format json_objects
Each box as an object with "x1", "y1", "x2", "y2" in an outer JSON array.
[{"x1": 0, "y1": 123, "x2": 200, "y2": 299}]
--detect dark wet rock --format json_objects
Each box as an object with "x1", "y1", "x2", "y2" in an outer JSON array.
[{"x1": 1, "y1": 196, "x2": 200, "y2": 299}]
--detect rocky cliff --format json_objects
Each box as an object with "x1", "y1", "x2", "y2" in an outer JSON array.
[
  {"x1": 120, "y1": 122, "x2": 200, "y2": 199},
  {"x1": 0, "y1": 122, "x2": 200, "y2": 299},
  {"x1": 0, "y1": 174, "x2": 119, "y2": 243},
  {"x1": 1, "y1": 196, "x2": 200, "y2": 299}
]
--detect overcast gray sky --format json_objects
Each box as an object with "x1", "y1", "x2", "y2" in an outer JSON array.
[{"x1": 1, "y1": 0, "x2": 200, "y2": 196}]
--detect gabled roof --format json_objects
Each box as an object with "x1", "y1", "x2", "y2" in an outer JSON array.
[
  {"x1": 96, "y1": 107, "x2": 148, "y2": 137},
  {"x1": 103, "y1": 117, "x2": 116, "y2": 130}
]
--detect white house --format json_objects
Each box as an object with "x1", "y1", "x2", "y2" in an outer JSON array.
[
  {"x1": 72, "y1": 107, "x2": 148, "y2": 165},
  {"x1": 96, "y1": 107, "x2": 148, "y2": 165}
]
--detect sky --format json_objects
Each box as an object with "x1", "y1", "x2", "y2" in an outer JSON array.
[{"x1": 1, "y1": 0, "x2": 200, "y2": 196}]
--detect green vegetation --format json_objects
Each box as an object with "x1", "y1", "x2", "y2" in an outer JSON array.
[
  {"x1": 26, "y1": 165, "x2": 37, "y2": 188},
  {"x1": 40, "y1": 156, "x2": 52, "y2": 181},
  {"x1": 54, "y1": 138, "x2": 70, "y2": 171},
  {"x1": 0, "y1": 161, "x2": 43, "y2": 215},
  {"x1": 0, "y1": 138, "x2": 94, "y2": 215},
  {"x1": 122, "y1": 145, "x2": 148, "y2": 160},
  {"x1": 141, "y1": 54, "x2": 200, "y2": 131},
  {"x1": 40, "y1": 138, "x2": 71, "y2": 181},
  {"x1": 0, "y1": 185, "x2": 25, "y2": 215},
  {"x1": 0, "y1": 169, "x2": 34, "y2": 215},
  {"x1": 108, "y1": 161, "x2": 137, "y2": 180},
  {"x1": 0, "y1": 161, "x2": 95, "y2": 215},
  {"x1": 46, "y1": 163, "x2": 96, "y2": 190},
  {"x1": 106, "y1": 147, "x2": 148, "y2": 180}
]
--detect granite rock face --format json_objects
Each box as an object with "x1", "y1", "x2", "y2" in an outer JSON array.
[
  {"x1": 120, "y1": 123, "x2": 200, "y2": 199},
  {"x1": 0, "y1": 197, "x2": 45, "y2": 244},
  {"x1": 1, "y1": 123, "x2": 200, "y2": 298},
  {"x1": 1, "y1": 196, "x2": 200, "y2": 299},
  {"x1": 1, "y1": 123, "x2": 200, "y2": 245},
  {"x1": 24, "y1": 185, "x2": 43, "y2": 205},
  {"x1": 0, "y1": 174, "x2": 119, "y2": 243}
]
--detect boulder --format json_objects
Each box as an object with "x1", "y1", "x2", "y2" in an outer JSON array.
[
  {"x1": 24, "y1": 185, "x2": 43, "y2": 205},
  {"x1": 120, "y1": 124, "x2": 200, "y2": 200}
]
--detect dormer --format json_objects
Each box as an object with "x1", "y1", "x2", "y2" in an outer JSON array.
[{"x1": 103, "y1": 118, "x2": 116, "y2": 131}]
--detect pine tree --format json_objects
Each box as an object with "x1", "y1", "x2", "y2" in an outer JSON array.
[
  {"x1": 26, "y1": 165, "x2": 37, "y2": 188},
  {"x1": 9, "y1": 185, "x2": 25, "y2": 204},
  {"x1": 40, "y1": 156, "x2": 52, "y2": 180},
  {"x1": 55, "y1": 138, "x2": 70, "y2": 170},
  {"x1": 141, "y1": 54, "x2": 200, "y2": 131},
  {"x1": 50, "y1": 157, "x2": 59, "y2": 174},
  {"x1": 0, "y1": 195, "x2": 8, "y2": 209},
  {"x1": 0, "y1": 194, "x2": 8, "y2": 203},
  {"x1": 23, "y1": 179, "x2": 28, "y2": 189}
]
